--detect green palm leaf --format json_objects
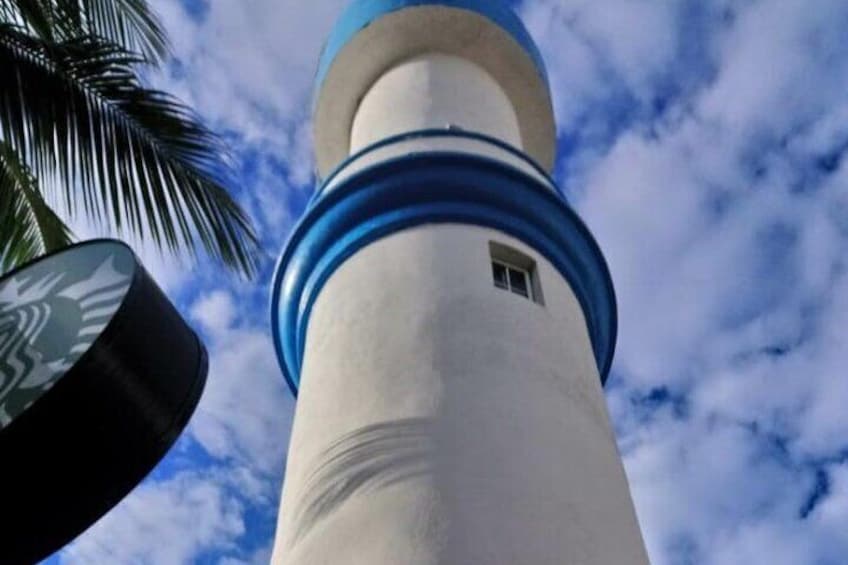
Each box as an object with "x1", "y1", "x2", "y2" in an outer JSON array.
[
  {"x1": 0, "y1": 23, "x2": 260, "y2": 276},
  {"x1": 1, "y1": 0, "x2": 167, "y2": 60},
  {"x1": 0, "y1": 141, "x2": 73, "y2": 273},
  {"x1": 83, "y1": 0, "x2": 168, "y2": 60}
]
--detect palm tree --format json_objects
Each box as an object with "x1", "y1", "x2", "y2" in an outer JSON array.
[{"x1": 0, "y1": 0, "x2": 259, "y2": 276}]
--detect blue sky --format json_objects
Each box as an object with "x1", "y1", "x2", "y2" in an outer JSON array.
[{"x1": 44, "y1": 0, "x2": 848, "y2": 563}]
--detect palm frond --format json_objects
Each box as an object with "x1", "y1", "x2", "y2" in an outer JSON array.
[
  {"x1": 0, "y1": 24, "x2": 260, "y2": 276},
  {"x1": 0, "y1": 0, "x2": 58, "y2": 40},
  {"x1": 0, "y1": 141, "x2": 73, "y2": 273},
  {"x1": 81, "y1": 0, "x2": 168, "y2": 61},
  {"x1": 0, "y1": 0, "x2": 167, "y2": 61}
]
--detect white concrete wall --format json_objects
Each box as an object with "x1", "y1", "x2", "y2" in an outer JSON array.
[
  {"x1": 350, "y1": 54, "x2": 523, "y2": 154},
  {"x1": 272, "y1": 225, "x2": 649, "y2": 565}
]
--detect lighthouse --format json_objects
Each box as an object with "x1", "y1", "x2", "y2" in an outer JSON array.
[{"x1": 269, "y1": 1, "x2": 649, "y2": 563}]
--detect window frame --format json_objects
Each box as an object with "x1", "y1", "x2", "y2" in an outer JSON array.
[
  {"x1": 492, "y1": 259, "x2": 534, "y2": 300},
  {"x1": 489, "y1": 241, "x2": 544, "y2": 305}
]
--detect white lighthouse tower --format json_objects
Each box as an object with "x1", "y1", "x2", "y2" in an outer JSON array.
[{"x1": 269, "y1": 1, "x2": 650, "y2": 563}]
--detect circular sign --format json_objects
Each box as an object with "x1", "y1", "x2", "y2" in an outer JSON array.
[
  {"x1": 0, "y1": 241, "x2": 134, "y2": 430},
  {"x1": 0, "y1": 240, "x2": 208, "y2": 564}
]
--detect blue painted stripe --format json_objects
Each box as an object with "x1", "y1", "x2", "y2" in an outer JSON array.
[
  {"x1": 270, "y1": 153, "x2": 617, "y2": 396},
  {"x1": 315, "y1": 0, "x2": 548, "y2": 96},
  {"x1": 315, "y1": 128, "x2": 559, "y2": 200}
]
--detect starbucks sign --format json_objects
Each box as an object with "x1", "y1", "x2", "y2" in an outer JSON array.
[
  {"x1": 0, "y1": 241, "x2": 133, "y2": 429},
  {"x1": 0, "y1": 240, "x2": 207, "y2": 565}
]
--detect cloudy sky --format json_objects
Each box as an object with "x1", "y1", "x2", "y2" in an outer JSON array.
[{"x1": 43, "y1": 0, "x2": 848, "y2": 563}]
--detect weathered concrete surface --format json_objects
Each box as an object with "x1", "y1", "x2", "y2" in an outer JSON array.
[{"x1": 271, "y1": 226, "x2": 649, "y2": 565}]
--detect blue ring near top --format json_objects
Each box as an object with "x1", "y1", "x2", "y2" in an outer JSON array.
[
  {"x1": 315, "y1": 128, "x2": 560, "y2": 200},
  {"x1": 270, "y1": 150, "x2": 618, "y2": 397},
  {"x1": 315, "y1": 0, "x2": 549, "y2": 96}
]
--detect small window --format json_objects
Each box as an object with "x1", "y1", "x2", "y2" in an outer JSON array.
[
  {"x1": 489, "y1": 241, "x2": 543, "y2": 304},
  {"x1": 492, "y1": 262, "x2": 509, "y2": 290},
  {"x1": 493, "y1": 260, "x2": 532, "y2": 299}
]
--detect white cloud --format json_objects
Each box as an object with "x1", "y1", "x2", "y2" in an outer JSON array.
[
  {"x1": 149, "y1": 0, "x2": 347, "y2": 191},
  {"x1": 524, "y1": 0, "x2": 680, "y2": 105},
  {"x1": 217, "y1": 545, "x2": 274, "y2": 565},
  {"x1": 188, "y1": 291, "x2": 294, "y2": 480},
  {"x1": 61, "y1": 471, "x2": 245, "y2": 565},
  {"x1": 525, "y1": 0, "x2": 848, "y2": 562},
  {"x1": 191, "y1": 289, "x2": 238, "y2": 337},
  {"x1": 698, "y1": 0, "x2": 848, "y2": 143}
]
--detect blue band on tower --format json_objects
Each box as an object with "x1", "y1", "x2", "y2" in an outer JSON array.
[
  {"x1": 270, "y1": 152, "x2": 618, "y2": 396},
  {"x1": 315, "y1": 0, "x2": 549, "y2": 95}
]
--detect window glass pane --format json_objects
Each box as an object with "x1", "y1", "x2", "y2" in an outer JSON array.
[
  {"x1": 508, "y1": 268, "x2": 529, "y2": 297},
  {"x1": 492, "y1": 262, "x2": 509, "y2": 289}
]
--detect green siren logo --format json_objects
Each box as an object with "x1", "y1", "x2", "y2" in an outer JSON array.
[{"x1": 0, "y1": 242, "x2": 134, "y2": 429}]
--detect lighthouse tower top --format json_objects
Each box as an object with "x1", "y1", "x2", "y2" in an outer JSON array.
[
  {"x1": 270, "y1": 0, "x2": 618, "y2": 396},
  {"x1": 312, "y1": 0, "x2": 556, "y2": 177}
]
